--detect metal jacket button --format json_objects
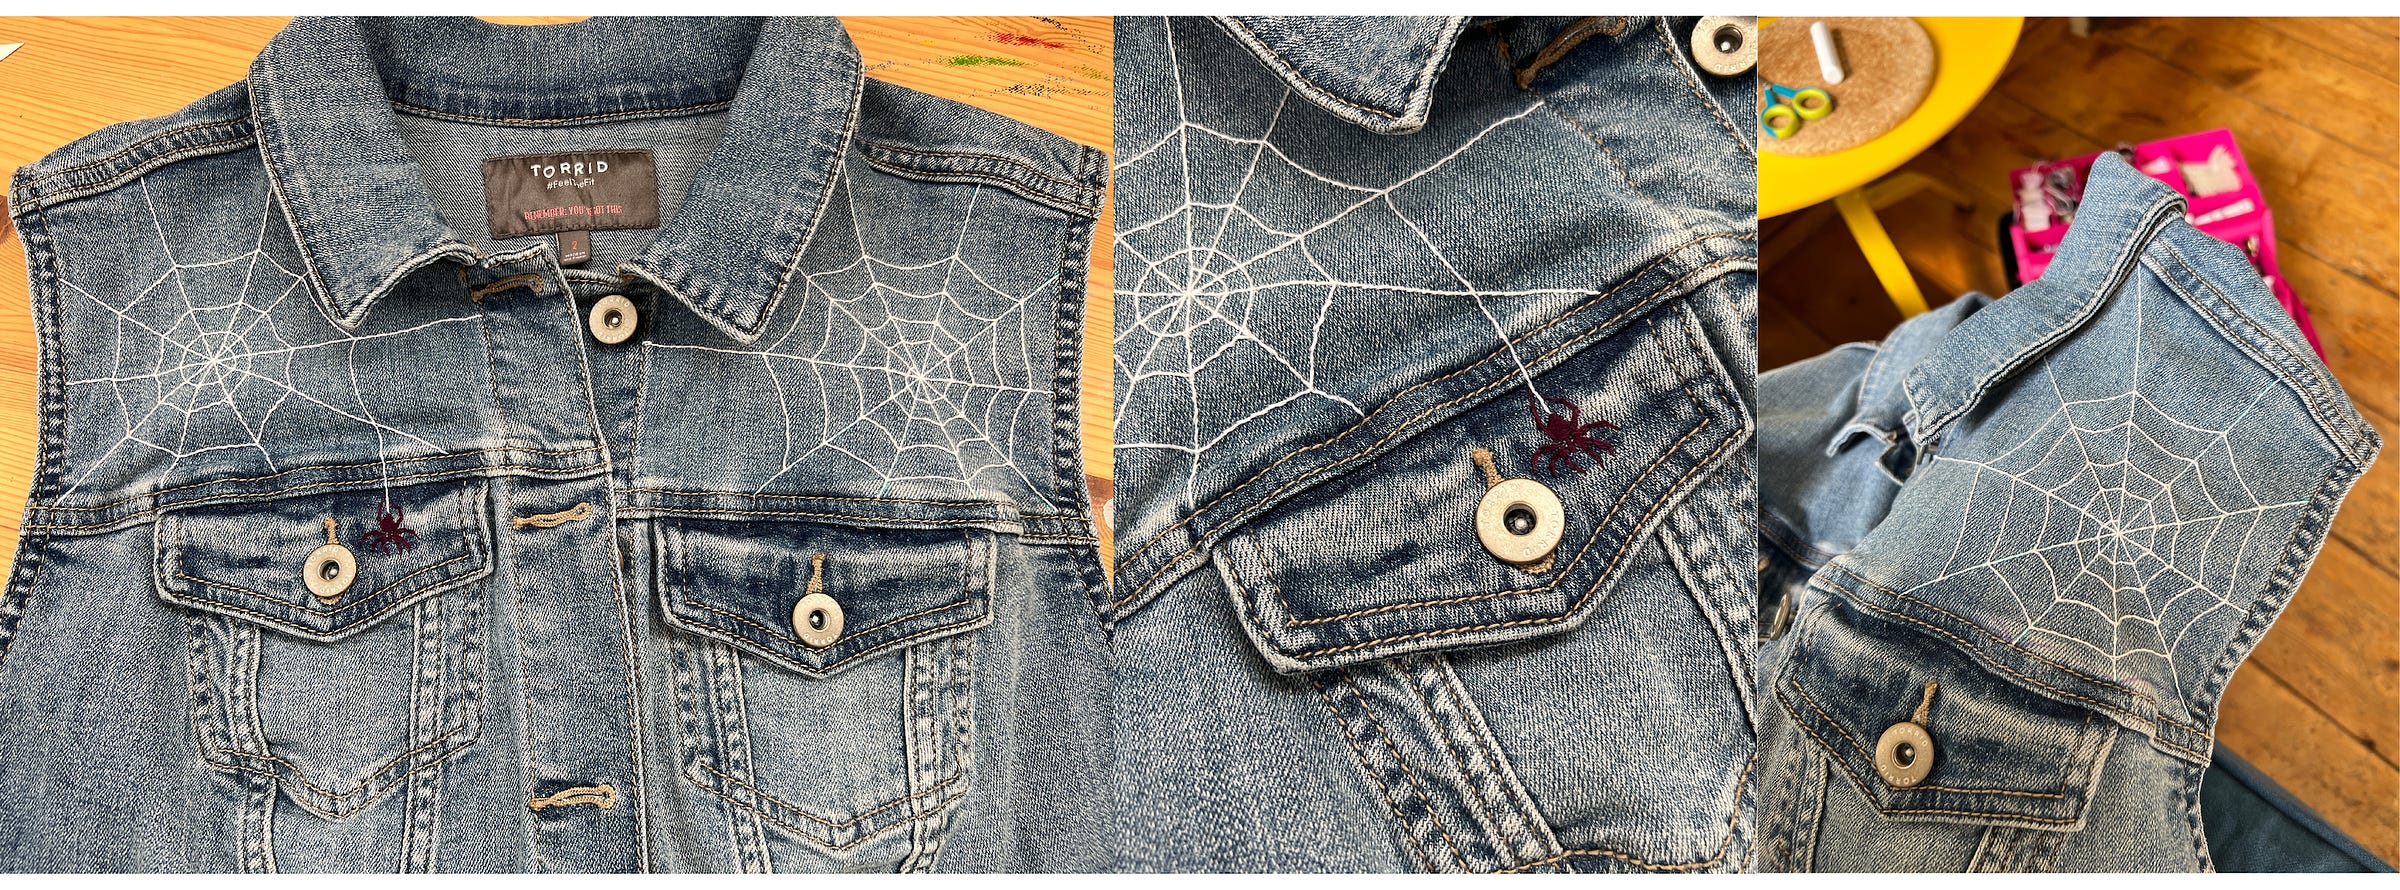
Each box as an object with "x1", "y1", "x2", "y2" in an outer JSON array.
[
  {"x1": 1691, "y1": 16, "x2": 1758, "y2": 77},
  {"x1": 588, "y1": 294, "x2": 637, "y2": 345},
  {"x1": 1875, "y1": 721, "x2": 1934, "y2": 787},
  {"x1": 304, "y1": 518, "x2": 356, "y2": 605},
  {"x1": 1475, "y1": 477, "x2": 1565, "y2": 569},
  {"x1": 1876, "y1": 681, "x2": 1941, "y2": 788},
  {"x1": 793, "y1": 553, "x2": 843, "y2": 648}
]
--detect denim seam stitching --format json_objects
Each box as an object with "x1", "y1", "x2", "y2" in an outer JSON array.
[
  {"x1": 34, "y1": 445, "x2": 603, "y2": 512},
  {"x1": 1306, "y1": 675, "x2": 1442, "y2": 871},
  {"x1": 1820, "y1": 564, "x2": 2213, "y2": 754},
  {"x1": 1213, "y1": 17, "x2": 1460, "y2": 124},
  {"x1": 1114, "y1": 242, "x2": 1754, "y2": 607},
  {"x1": 27, "y1": 464, "x2": 604, "y2": 532},
  {"x1": 21, "y1": 118, "x2": 250, "y2": 185},
  {"x1": 2191, "y1": 464, "x2": 2352, "y2": 723},
  {"x1": 2148, "y1": 243, "x2": 2373, "y2": 464},
  {"x1": 1901, "y1": 191, "x2": 2181, "y2": 441},
  {"x1": 389, "y1": 98, "x2": 737, "y2": 127},
  {"x1": 743, "y1": 61, "x2": 868, "y2": 342},
  {"x1": 19, "y1": 132, "x2": 263, "y2": 210},
  {"x1": 1110, "y1": 232, "x2": 1741, "y2": 574},
  {"x1": 623, "y1": 488, "x2": 1068, "y2": 516},
  {"x1": 1785, "y1": 677, "x2": 2069, "y2": 800},
  {"x1": 174, "y1": 547, "x2": 474, "y2": 621},
  {"x1": 687, "y1": 772, "x2": 966, "y2": 852},
  {"x1": 1776, "y1": 687, "x2": 2083, "y2": 827},
  {"x1": 857, "y1": 155, "x2": 1100, "y2": 220},
  {"x1": 1395, "y1": 657, "x2": 1546, "y2": 863},
  {"x1": 1281, "y1": 332, "x2": 1737, "y2": 660},
  {"x1": 1494, "y1": 749, "x2": 1757, "y2": 872},
  {"x1": 1647, "y1": 19, "x2": 1750, "y2": 158},
  {"x1": 1341, "y1": 671, "x2": 1475, "y2": 870},
  {"x1": 1251, "y1": 313, "x2": 1713, "y2": 630},
  {"x1": 857, "y1": 141, "x2": 1102, "y2": 195},
  {"x1": 213, "y1": 723, "x2": 468, "y2": 802},
  {"x1": 699, "y1": 762, "x2": 965, "y2": 832}
]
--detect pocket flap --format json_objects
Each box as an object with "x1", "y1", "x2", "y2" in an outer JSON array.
[
  {"x1": 1214, "y1": 301, "x2": 1746, "y2": 673},
  {"x1": 654, "y1": 517, "x2": 994, "y2": 677},
  {"x1": 1776, "y1": 600, "x2": 2117, "y2": 831},
  {"x1": 156, "y1": 480, "x2": 493, "y2": 641}
]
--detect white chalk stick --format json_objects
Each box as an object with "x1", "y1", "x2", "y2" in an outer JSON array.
[{"x1": 1811, "y1": 21, "x2": 1844, "y2": 85}]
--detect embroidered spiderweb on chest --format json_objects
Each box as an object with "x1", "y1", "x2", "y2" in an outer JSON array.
[
  {"x1": 53, "y1": 179, "x2": 482, "y2": 501},
  {"x1": 1904, "y1": 284, "x2": 2308, "y2": 707},
  {"x1": 649, "y1": 178, "x2": 1062, "y2": 508},
  {"x1": 1111, "y1": 22, "x2": 1604, "y2": 512}
]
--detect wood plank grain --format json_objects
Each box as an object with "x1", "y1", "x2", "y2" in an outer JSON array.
[
  {"x1": 2217, "y1": 661, "x2": 2400, "y2": 865},
  {"x1": 1998, "y1": 18, "x2": 2399, "y2": 293},
  {"x1": 2246, "y1": 16, "x2": 2400, "y2": 82},
  {"x1": 2245, "y1": 535, "x2": 2400, "y2": 771},
  {"x1": 0, "y1": 15, "x2": 1115, "y2": 563},
  {"x1": 2096, "y1": 17, "x2": 2396, "y2": 156}
]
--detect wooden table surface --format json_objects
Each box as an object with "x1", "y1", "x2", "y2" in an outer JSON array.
[{"x1": 0, "y1": 16, "x2": 1115, "y2": 563}]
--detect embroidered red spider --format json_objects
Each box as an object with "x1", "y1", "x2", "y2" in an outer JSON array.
[
  {"x1": 1528, "y1": 391, "x2": 1618, "y2": 476},
  {"x1": 358, "y1": 500, "x2": 417, "y2": 555}
]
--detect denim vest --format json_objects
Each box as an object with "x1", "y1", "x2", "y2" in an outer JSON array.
[
  {"x1": 0, "y1": 17, "x2": 1111, "y2": 872},
  {"x1": 1108, "y1": 16, "x2": 1758, "y2": 872},
  {"x1": 1754, "y1": 154, "x2": 2379, "y2": 871}
]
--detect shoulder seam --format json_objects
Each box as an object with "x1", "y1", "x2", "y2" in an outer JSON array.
[
  {"x1": 11, "y1": 114, "x2": 258, "y2": 215},
  {"x1": 857, "y1": 139, "x2": 1106, "y2": 219}
]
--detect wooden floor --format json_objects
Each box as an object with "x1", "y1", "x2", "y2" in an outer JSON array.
[{"x1": 1762, "y1": 17, "x2": 2400, "y2": 863}]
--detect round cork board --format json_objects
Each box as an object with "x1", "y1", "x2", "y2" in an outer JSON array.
[{"x1": 1758, "y1": 17, "x2": 1935, "y2": 157}]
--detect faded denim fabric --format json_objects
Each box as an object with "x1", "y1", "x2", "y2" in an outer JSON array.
[
  {"x1": 0, "y1": 17, "x2": 1111, "y2": 872},
  {"x1": 1109, "y1": 16, "x2": 1758, "y2": 872},
  {"x1": 1754, "y1": 154, "x2": 2380, "y2": 872}
]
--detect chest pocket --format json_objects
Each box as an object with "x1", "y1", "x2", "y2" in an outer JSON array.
[
  {"x1": 1215, "y1": 299, "x2": 1746, "y2": 673},
  {"x1": 156, "y1": 478, "x2": 492, "y2": 820},
  {"x1": 654, "y1": 516, "x2": 991, "y2": 863},
  {"x1": 1774, "y1": 598, "x2": 2116, "y2": 835},
  {"x1": 1209, "y1": 295, "x2": 1755, "y2": 871}
]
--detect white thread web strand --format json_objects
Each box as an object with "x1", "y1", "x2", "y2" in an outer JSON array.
[
  {"x1": 653, "y1": 176, "x2": 1062, "y2": 509},
  {"x1": 55, "y1": 179, "x2": 481, "y2": 502},
  {"x1": 1113, "y1": 19, "x2": 1591, "y2": 511},
  {"x1": 1907, "y1": 275, "x2": 2306, "y2": 707}
]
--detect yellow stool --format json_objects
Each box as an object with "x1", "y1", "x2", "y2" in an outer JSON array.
[{"x1": 1758, "y1": 17, "x2": 2022, "y2": 317}]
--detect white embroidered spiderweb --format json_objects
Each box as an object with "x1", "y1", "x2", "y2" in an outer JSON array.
[
  {"x1": 1112, "y1": 20, "x2": 1589, "y2": 511},
  {"x1": 653, "y1": 176, "x2": 1061, "y2": 508},
  {"x1": 56, "y1": 180, "x2": 481, "y2": 500},
  {"x1": 1909, "y1": 277, "x2": 2308, "y2": 706}
]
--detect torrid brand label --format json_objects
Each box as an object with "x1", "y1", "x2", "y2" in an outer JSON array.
[{"x1": 480, "y1": 149, "x2": 661, "y2": 240}]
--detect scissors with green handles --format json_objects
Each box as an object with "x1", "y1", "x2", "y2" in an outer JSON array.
[{"x1": 1759, "y1": 83, "x2": 1834, "y2": 139}]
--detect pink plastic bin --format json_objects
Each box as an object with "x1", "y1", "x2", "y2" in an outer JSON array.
[{"x1": 2005, "y1": 129, "x2": 2322, "y2": 359}]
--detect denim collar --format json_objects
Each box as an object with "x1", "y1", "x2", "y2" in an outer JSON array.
[
  {"x1": 1900, "y1": 152, "x2": 2186, "y2": 443},
  {"x1": 248, "y1": 16, "x2": 863, "y2": 343},
  {"x1": 1213, "y1": 17, "x2": 1468, "y2": 135}
]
